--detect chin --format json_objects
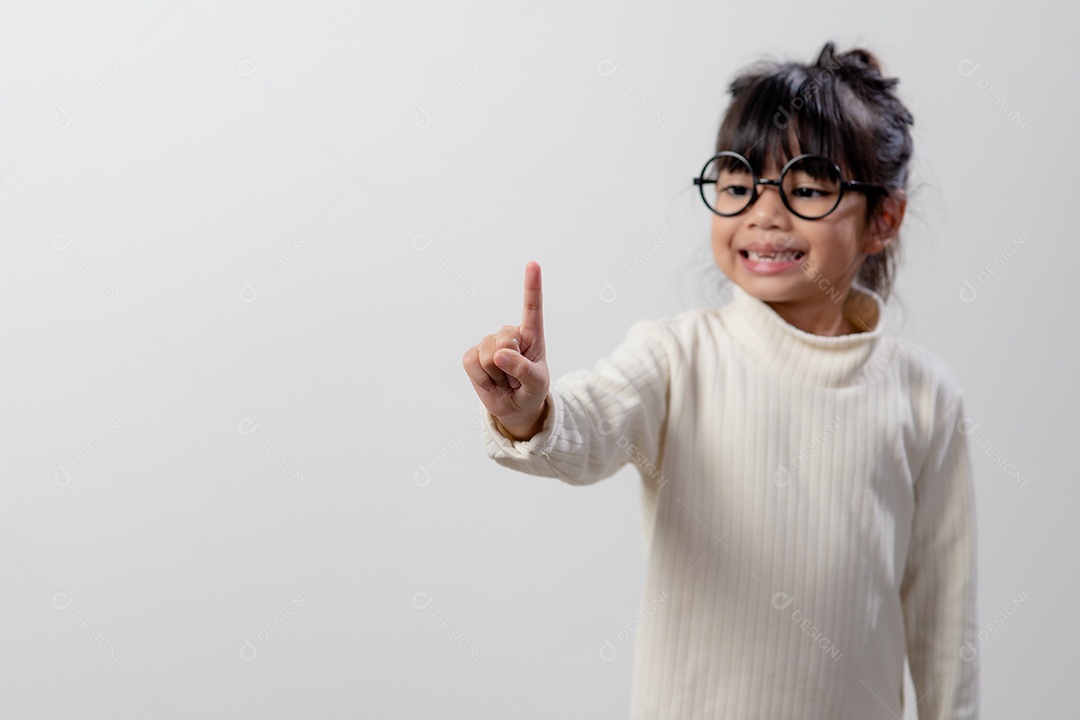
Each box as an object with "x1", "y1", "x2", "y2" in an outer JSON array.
[{"x1": 731, "y1": 277, "x2": 789, "y2": 299}]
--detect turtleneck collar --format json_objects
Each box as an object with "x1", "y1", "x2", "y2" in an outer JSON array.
[{"x1": 721, "y1": 281, "x2": 896, "y2": 388}]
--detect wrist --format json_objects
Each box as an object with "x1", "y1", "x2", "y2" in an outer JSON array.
[{"x1": 495, "y1": 400, "x2": 549, "y2": 442}]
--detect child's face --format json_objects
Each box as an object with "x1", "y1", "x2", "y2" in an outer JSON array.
[{"x1": 710, "y1": 153, "x2": 896, "y2": 323}]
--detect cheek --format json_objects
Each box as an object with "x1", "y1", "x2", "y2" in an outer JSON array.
[
  {"x1": 710, "y1": 220, "x2": 739, "y2": 270},
  {"x1": 710, "y1": 218, "x2": 731, "y2": 249},
  {"x1": 709, "y1": 220, "x2": 726, "y2": 260}
]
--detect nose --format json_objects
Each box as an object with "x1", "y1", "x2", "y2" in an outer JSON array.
[{"x1": 747, "y1": 180, "x2": 789, "y2": 226}]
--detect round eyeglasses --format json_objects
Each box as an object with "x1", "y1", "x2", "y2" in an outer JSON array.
[{"x1": 693, "y1": 151, "x2": 889, "y2": 220}]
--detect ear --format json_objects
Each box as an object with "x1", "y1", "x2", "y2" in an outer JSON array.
[{"x1": 864, "y1": 191, "x2": 906, "y2": 254}]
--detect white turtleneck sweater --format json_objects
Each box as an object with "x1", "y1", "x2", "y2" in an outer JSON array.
[{"x1": 478, "y1": 281, "x2": 979, "y2": 720}]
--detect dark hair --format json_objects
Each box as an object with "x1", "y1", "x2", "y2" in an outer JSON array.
[{"x1": 712, "y1": 41, "x2": 914, "y2": 302}]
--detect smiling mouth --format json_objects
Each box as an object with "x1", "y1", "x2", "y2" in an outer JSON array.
[{"x1": 739, "y1": 249, "x2": 806, "y2": 261}]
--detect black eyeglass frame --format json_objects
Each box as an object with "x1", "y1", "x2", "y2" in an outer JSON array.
[{"x1": 693, "y1": 151, "x2": 890, "y2": 220}]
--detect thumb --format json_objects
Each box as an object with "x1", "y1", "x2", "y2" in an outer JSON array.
[{"x1": 494, "y1": 348, "x2": 541, "y2": 391}]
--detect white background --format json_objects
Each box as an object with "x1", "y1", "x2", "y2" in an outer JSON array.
[{"x1": 2, "y1": 0, "x2": 1076, "y2": 717}]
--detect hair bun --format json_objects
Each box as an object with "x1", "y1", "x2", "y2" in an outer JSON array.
[
  {"x1": 840, "y1": 48, "x2": 883, "y2": 74},
  {"x1": 815, "y1": 41, "x2": 898, "y2": 92}
]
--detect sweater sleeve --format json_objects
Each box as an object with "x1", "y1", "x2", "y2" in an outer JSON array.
[
  {"x1": 478, "y1": 317, "x2": 671, "y2": 486},
  {"x1": 900, "y1": 391, "x2": 980, "y2": 720}
]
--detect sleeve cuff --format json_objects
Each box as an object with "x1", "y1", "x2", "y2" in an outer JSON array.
[{"x1": 479, "y1": 388, "x2": 561, "y2": 461}]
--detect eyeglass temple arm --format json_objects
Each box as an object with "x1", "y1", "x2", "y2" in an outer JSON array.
[{"x1": 844, "y1": 180, "x2": 888, "y2": 192}]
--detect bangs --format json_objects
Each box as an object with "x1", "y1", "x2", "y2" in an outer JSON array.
[{"x1": 715, "y1": 68, "x2": 865, "y2": 179}]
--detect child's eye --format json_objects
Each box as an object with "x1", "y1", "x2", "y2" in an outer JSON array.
[
  {"x1": 721, "y1": 183, "x2": 752, "y2": 197},
  {"x1": 791, "y1": 185, "x2": 827, "y2": 199}
]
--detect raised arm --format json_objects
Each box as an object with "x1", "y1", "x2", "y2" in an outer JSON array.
[{"x1": 465, "y1": 264, "x2": 671, "y2": 486}]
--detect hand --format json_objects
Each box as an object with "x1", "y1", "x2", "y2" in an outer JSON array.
[{"x1": 462, "y1": 261, "x2": 551, "y2": 438}]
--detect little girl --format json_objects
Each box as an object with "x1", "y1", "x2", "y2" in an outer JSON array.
[{"x1": 462, "y1": 41, "x2": 978, "y2": 720}]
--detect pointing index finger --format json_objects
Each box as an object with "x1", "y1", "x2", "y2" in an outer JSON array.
[{"x1": 520, "y1": 260, "x2": 544, "y2": 343}]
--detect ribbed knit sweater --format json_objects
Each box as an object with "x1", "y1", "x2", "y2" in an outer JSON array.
[{"x1": 478, "y1": 281, "x2": 979, "y2": 719}]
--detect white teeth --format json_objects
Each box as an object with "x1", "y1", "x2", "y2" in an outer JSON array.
[{"x1": 746, "y1": 250, "x2": 803, "y2": 261}]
